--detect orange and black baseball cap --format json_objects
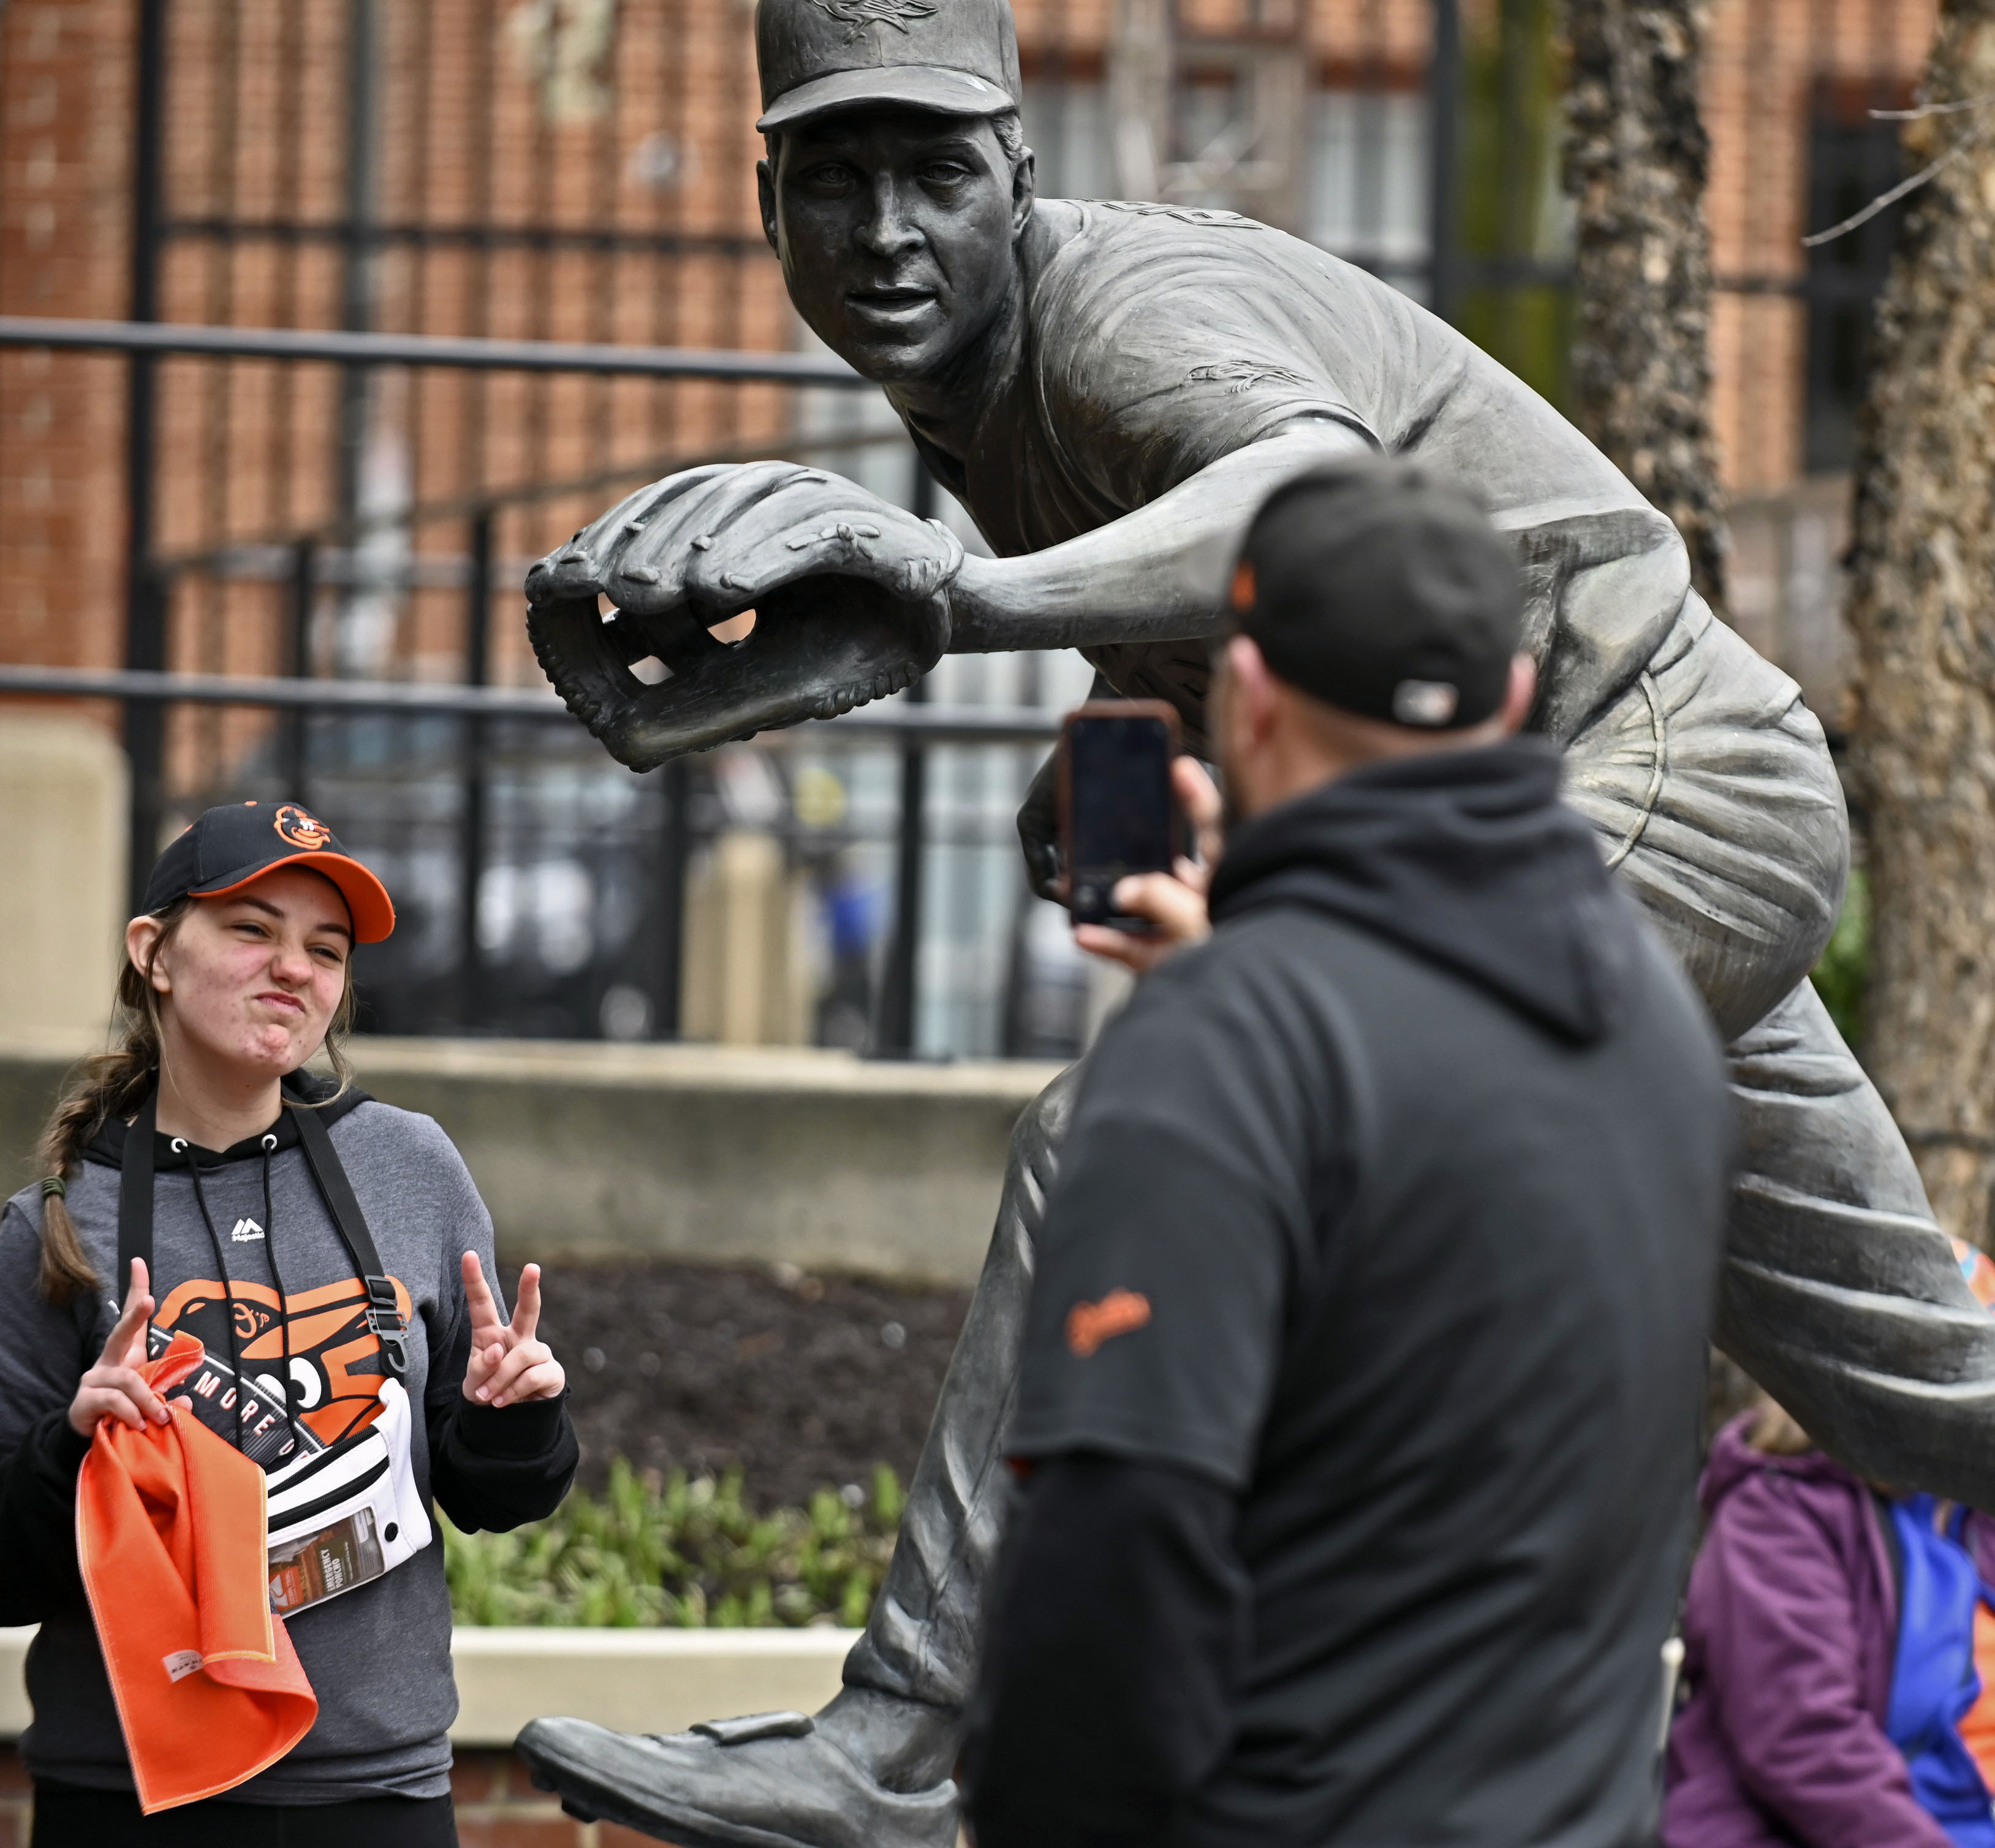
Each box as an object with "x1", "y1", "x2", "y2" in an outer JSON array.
[{"x1": 141, "y1": 801, "x2": 396, "y2": 943}]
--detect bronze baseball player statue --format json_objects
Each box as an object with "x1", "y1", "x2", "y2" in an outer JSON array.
[{"x1": 515, "y1": 0, "x2": 1995, "y2": 1840}]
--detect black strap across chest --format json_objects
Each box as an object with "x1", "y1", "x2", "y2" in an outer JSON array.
[
  {"x1": 115, "y1": 1086, "x2": 410, "y2": 1377},
  {"x1": 289, "y1": 1099, "x2": 410, "y2": 1376},
  {"x1": 115, "y1": 1089, "x2": 156, "y2": 1296}
]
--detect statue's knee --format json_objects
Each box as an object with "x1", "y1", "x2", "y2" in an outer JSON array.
[{"x1": 1571, "y1": 627, "x2": 1847, "y2": 1040}]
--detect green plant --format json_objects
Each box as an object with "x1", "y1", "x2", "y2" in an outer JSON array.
[
  {"x1": 1810, "y1": 866, "x2": 1869, "y2": 1055},
  {"x1": 444, "y1": 1459, "x2": 907, "y2": 1628}
]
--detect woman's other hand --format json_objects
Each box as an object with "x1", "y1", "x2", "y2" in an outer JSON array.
[
  {"x1": 69, "y1": 1259, "x2": 168, "y2": 1437},
  {"x1": 461, "y1": 1253, "x2": 566, "y2": 1407}
]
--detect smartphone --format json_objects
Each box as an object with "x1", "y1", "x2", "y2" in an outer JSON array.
[{"x1": 1060, "y1": 700, "x2": 1182, "y2": 931}]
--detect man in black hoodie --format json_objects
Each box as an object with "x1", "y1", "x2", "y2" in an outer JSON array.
[{"x1": 960, "y1": 464, "x2": 1734, "y2": 1848}]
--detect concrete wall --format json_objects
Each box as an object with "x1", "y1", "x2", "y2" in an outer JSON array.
[
  {"x1": 1, "y1": 1625, "x2": 859, "y2": 1847},
  {"x1": 0, "y1": 1037, "x2": 1064, "y2": 1286},
  {"x1": 0, "y1": 1624, "x2": 855, "y2": 1747},
  {"x1": 0, "y1": 714, "x2": 126, "y2": 1047}
]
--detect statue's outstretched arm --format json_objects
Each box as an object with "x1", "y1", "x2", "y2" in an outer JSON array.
[
  {"x1": 523, "y1": 423, "x2": 1368, "y2": 769},
  {"x1": 948, "y1": 421, "x2": 1372, "y2": 654}
]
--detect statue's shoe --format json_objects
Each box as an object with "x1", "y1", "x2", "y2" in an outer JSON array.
[{"x1": 515, "y1": 1705, "x2": 960, "y2": 1848}]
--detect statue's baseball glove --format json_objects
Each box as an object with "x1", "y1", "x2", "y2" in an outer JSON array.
[{"x1": 526, "y1": 461, "x2": 964, "y2": 769}]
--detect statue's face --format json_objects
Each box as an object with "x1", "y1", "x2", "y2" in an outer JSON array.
[{"x1": 759, "y1": 110, "x2": 1030, "y2": 385}]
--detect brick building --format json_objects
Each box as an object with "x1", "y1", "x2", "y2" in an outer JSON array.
[
  {"x1": 0, "y1": 0, "x2": 1937, "y2": 672},
  {"x1": 0, "y1": 0, "x2": 1942, "y2": 1050}
]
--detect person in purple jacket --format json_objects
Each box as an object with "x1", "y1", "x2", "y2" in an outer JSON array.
[{"x1": 1665, "y1": 1360, "x2": 1995, "y2": 1848}]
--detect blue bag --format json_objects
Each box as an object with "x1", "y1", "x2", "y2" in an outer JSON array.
[{"x1": 1886, "y1": 1493, "x2": 1995, "y2": 1848}]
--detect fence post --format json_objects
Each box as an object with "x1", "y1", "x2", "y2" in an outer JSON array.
[
  {"x1": 123, "y1": 0, "x2": 169, "y2": 911},
  {"x1": 876, "y1": 681, "x2": 929, "y2": 1056},
  {"x1": 337, "y1": 0, "x2": 379, "y2": 532},
  {"x1": 458, "y1": 511, "x2": 493, "y2": 1026},
  {"x1": 655, "y1": 757, "x2": 690, "y2": 1039},
  {"x1": 281, "y1": 541, "x2": 315, "y2": 800},
  {"x1": 1426, "y1": 0, "x2": 1463, "y2": 326},
  {"x1": 874, "y1": 464, "x2": 939, "y2": 1056}
]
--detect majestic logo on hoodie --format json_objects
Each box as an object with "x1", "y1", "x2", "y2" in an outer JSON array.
[
  {"x1": 153, "y1": 1272, "x2": 414, "y2": 1452},
  {"x1": 229, "y1": 1217, "x2": 265, "y2": 1243}
]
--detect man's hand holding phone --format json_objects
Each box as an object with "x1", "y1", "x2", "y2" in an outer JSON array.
[{"x1": 1074, "y1": 757, "x2": 1223, "y2": 977}]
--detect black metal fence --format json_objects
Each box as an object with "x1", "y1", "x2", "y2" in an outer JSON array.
[{"x1": 0, "y1": 0, "x2": 1925, "y2": 1056}]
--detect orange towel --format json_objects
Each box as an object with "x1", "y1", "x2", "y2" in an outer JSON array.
[{"x1": 75, "y1": 1330, "x2": 318, "y2": 1812}]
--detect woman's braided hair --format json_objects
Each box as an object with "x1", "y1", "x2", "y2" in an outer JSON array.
[{"x1": 34, "y1": 895, "x2": 358, "y2": 1305}]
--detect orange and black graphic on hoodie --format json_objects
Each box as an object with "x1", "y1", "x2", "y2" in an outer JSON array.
[{"x1": 153, "y1": 1273, "x2": 413, "y2": 1448}]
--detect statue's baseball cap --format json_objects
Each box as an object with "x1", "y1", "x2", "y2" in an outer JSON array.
[
  {"x1": 754, "y1": 0, "x2": 1021, "y2": 134},
  {"x1": 141, "y1": 801, "x2": 396, "y2": 943},
  {"x1": 1227, "y1": 463, "x2": 1524, "y2": 730}
]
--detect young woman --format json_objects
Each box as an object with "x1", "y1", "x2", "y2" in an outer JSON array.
[{"x1": 0, "y1": 801, "x2": 578, "y2": 1847}]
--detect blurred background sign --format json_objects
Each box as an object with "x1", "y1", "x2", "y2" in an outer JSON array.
[{"x1": 0, "y1": 0, "x2": 1931, "y2": 1060}]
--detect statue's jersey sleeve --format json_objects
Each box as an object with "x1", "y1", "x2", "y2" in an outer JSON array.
[{"x1": 975, "y1": 202, "x2": 1694, "y2": 742}]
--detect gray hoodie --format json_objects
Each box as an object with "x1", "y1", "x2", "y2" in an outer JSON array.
[{"x1": 0, "y1": 1080, "x2": 577, "y2": 1804}]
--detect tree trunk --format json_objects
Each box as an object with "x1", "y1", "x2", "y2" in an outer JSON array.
[
  {"x1": 1845, "y1": 1, "x2": 1995, "y2": 1244},
  {"x1": 1562, "y1": 0, "x2": 1727, "y2": 607}
]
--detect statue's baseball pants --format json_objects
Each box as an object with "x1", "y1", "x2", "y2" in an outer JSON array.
[{"x1": 844, "y1": 596, "x2": 1995, "y2": 1715}]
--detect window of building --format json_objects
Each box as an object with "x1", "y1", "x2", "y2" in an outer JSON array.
[
  {"x1": 1308, "y1": 90, "x2": 1430, "y2": 286},
  {"x1": 1021, "y1": 74, "x2": 1429, "y2": 293},
  {"x1": 1804, "y1": 95, "x2": 1910, "y2": 474},
  {"x1": 1021, "y1": 76, "x2": 1116, "y2": 202}
]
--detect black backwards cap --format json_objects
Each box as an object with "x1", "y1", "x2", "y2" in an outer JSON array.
[
  {"x1": 142, "y1": 801, "x2": 396, "y2": 943},
  {"x1": 1228, "y1": 462, "x2": 1524, "y2": 730}
]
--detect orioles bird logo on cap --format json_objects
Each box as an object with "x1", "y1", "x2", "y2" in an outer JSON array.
[{"x1": 273, "y1": 804, "x2": 332, "y2": 850}]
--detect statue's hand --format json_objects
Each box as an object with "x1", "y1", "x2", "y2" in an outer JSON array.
[
  {"x1": 1016, "y1": 748, "x2": 1063, "y2": 902},
  {"x1": 526, "y1": 463, "x2": 964, "y2": 769}
]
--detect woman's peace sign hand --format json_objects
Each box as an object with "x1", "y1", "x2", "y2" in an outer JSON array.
[
  {"x1": 460, "y1": 1253, "x2": 566, "y2": 1408},
  {"x1": 69, "y1": 1258, "x2": 170, "y2": 1437}
]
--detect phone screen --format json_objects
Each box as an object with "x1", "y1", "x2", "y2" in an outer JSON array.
[{"x1": 1066, "y1": 710, "x2": 1176, "y2": 927}]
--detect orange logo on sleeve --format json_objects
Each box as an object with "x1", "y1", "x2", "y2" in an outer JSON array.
[
  {"x1": 1066, "y1": 1289, "x2": 1153, "y2": 1358},
  {"x1": 273, "y1": 804, "x2": 332, "y2": 849}
]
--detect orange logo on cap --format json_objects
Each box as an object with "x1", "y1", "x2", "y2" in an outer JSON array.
[
  {"x1": 1229, "y1": 560, "x2": 1256, "y2": 614},
  {"x1": 1066, "y1": 1289, "x2": 1152, "y2": 1358},
  {"x1": 273, "y1": 804, "x2": 331, "y2": 850}
]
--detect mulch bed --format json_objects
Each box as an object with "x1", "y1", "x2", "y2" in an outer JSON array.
[
  {"x1": 509, "y1": 1258, "x2": 973, "y2": 1512},
  {"x1": 515, "y1": 1260, "x2": 1758, "y2": 1518}
]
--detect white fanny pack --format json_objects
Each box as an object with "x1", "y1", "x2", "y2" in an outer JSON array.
[{"x1": 265, "y1": 1376, "x2": 431, "y2": 1614}]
